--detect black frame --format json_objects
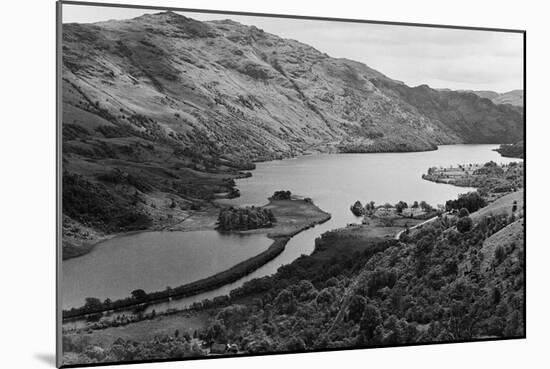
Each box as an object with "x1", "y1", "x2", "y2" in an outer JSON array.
[{"x1": 56, "y1": 1, "x2": 527, "y2": 367}]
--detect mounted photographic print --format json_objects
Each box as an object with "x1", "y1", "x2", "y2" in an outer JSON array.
[{"x1": 56, "y1": 1, "x2": 526, "y2": 367}]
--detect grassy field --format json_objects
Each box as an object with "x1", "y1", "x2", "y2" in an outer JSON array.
[
  {"x1": 480, "y1": 218, "x2": 524, "y2": 271},
  {"x1": 311, "y1": 216, "x2": 423, "y2": 263},
  {"x1": 70, "y1": 310, "x2": 210, "y2": 347},
  {"x1": 471, "y1": 189, "x2": 524, "y2": 222}
]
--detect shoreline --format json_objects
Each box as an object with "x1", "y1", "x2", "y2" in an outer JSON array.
[
  {"x1": 62, "y1": 144, "x2": 516, "y2": 316},
  {"x1": 62, "y1": 207, "x2": 221, "y2": 261},
  {"x1": 62, "y1": 198, "x2": 331, "y2": 320},
  {"x1": 62, "y1": 143, "x2": 510, "y2": 261}
]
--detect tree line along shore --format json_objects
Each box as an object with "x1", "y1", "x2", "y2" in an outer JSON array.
[{"x1": 63, "y1": 193, "x2": 330, "y2": 320}]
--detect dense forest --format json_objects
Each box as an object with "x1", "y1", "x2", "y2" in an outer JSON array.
[{"x1": 194, "y1": 211, "x2": 523, "y2": 353}]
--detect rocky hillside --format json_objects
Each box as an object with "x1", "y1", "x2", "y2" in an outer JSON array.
[{"x1": 63, "y1": 11, "x2": 523, "y2": 159}]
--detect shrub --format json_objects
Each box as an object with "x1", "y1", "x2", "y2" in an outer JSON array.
[
  {"x1": 395, "y1": 201, "x2": 408, "y2": 214},
  {"x1": 274, "y1": 289, "x2": 297, "y2": 314},
  {"x1": 456, "y1": 216, "x2": 473, "y2": 233},
  {"x1": 285, "y1": 337, "x2": 306, "y2": 351},
  {"x1": 316, "y1": 288, "x2": 333, "y2": 306},
  {"x1": 347, "y1": 295, "x2": 366, "y2": 323},
  {"x1": 350, "y1": 201, "x2": 365, "y2": 216},
  {"x1": 446, "y1": 192, "x2": 486, "y2": 213},
  {"x1": 494, "y1": 245, "x2": 507, "y2": 265},
  {"x1": 458, "y1": 208, "x2": 470, "y2": 218},
  {"x1": 419, "y1": 201, "x2": 432, "y2": 211},
  {"x1": 271, "y1": 190, "x2": 291, "y2": 200}
]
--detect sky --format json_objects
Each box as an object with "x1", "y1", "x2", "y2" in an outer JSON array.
[{"x1": 62, "y1": 4, "x2": 523, "y2": 93}]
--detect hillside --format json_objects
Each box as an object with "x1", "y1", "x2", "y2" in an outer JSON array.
[
  {"x1": 61, "y1": 12, "x2": 524, "y2": 248},
  {"x1": 463, "y1": 90, "x2": 523, "y2": 107},
  {"x1": 471, "y1": 190, "x2": 524, "y2": 222},
  {"x1": 62, "y1": 12, "x2": 523, "y2": 156},
  {"x1": 493, "y1": 90, "x2": 523, "y2": 107},
  {"x1": 480, "y1": 218, "x2": 524, "y2": 272}
]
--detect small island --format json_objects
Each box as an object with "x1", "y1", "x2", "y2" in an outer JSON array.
[{"x1": 217, "y1": 206, "x2": 276, "y2": 231}]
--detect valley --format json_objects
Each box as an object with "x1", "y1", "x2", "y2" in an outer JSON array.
[
  {"x1": 59, "y1": 10, "x2": 525, "y2": 366},
  {"x1": 61, "y1": 12, "x2": 523, "y2": 261}
]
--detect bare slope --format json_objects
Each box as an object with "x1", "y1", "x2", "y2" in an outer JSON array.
[{"x1": 471, "y1": 190, "x2": 524, "y2": 222}]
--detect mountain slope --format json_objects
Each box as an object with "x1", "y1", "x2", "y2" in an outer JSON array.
[
  {"x1": 461, "y1": 90, "x2": 523, "y2": 107},
  {"x1": 492, "y1": 90, "x2": 524, "y2": 107},
  {"x1": 62, "y1": 11, "x2": 523, "y2": 159}
]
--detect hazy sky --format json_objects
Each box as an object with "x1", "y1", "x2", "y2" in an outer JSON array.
[{"x1": 62, "y1": 4, "x2": 523, "y2": 93}]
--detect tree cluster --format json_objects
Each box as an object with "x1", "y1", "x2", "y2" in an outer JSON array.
[
  {"x1": 217, "y1": 206, "x2": 276, "y2": 231},
  {"x1": 270, "y1": 190, "x2": 292, "y2": 200},
  {"x1": 445, "y1": 191, "x2": 486, "y2": 213}
]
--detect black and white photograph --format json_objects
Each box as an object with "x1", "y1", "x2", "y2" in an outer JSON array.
[{"x1": 56, "y1": 1, "x2": 527, "y2": 367}]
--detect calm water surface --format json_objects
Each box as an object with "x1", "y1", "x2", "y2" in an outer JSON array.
[
  {"x1": 62, "y1": 231, "x2": 271, "y2": 309},
  {"x1": 62, "y1": 144, "x2": 522, "y2": 317}
]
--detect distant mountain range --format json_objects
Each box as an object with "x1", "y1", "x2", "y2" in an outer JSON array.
[
  {"x1": 452, "y1": 89, "x2": 523, "y2": 107},
  {"x1": 472, "y1": 90, "x2": 523, "y2": 107}
]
